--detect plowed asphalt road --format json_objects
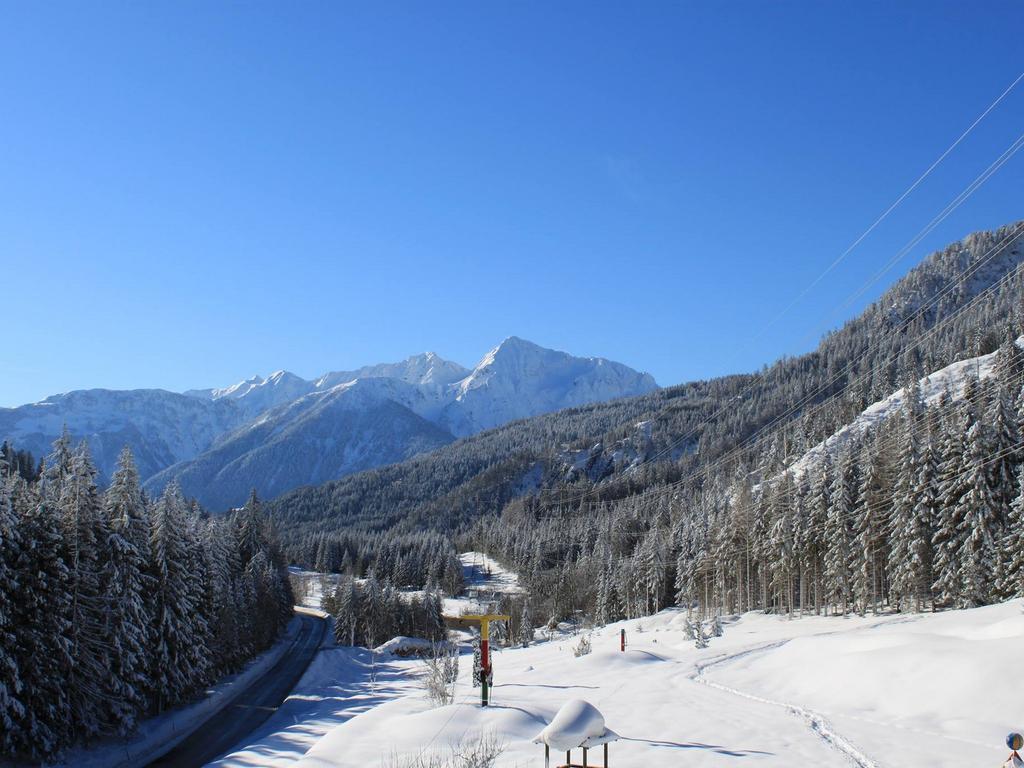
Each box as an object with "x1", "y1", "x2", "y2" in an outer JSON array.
[{"x1": 149, "y1": 612, "x2": 326, "y2": 767}]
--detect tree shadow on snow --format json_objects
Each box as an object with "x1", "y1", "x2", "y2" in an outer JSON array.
[
  {"x1": 620, "y1": 735, "x2": 773, "y2": 758},
  {"x1": 496, "y1": 683, "x2": 600, "y2": 690}
]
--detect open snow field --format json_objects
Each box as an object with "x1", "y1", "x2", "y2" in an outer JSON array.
[{"x1": 215, "y1": 598, "x2": 1024, "y2": 767}]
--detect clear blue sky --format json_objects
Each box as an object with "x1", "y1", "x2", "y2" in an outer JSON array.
[{"x1": 2, "y1": 1, "x2": 1023, "y2": 407}]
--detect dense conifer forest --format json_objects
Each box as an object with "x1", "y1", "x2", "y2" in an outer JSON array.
[{"x1": 0, "y1": 433, "x2": 294, "y2": 759}]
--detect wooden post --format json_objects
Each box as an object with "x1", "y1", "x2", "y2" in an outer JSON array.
[
  {"x1": 582, "y1": 746, "x2": 588, "y2": 767},
  {"x1": 604, "y1": 742, "x2": 608, "y2": 767},
  {"x1": 566, "y1": 750, "x2": 571, "y2": 767},
  {"x1": 544, "y1": 744, "x2": 549, "y2": 768},
  {"x1": 620, "y1": 628, "x2": 625, "y2": 652}
]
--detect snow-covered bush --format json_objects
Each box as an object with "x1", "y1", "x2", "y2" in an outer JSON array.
[
  {"x1": 710, "y1": 616, "x2": 723, "y2": 637},
  {"x1": 421, "y1": 644, "x2": 459, "y2": 706},
  {"x1": 573, "y1": 633, "x2": 592, "y2": 657},
  {"x1": 694, "y1": 622, "x2": 709, "y2": 649}
]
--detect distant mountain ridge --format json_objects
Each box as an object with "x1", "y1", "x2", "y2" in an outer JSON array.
[
  {"x1": 258, "y1": 221, "x2": 1024, "y2": 558},
  {"x1": 1, "y1": 338, "x2": 658, "y2": 506}
]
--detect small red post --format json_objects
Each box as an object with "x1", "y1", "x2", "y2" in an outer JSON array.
[{"x1": 620, "y1": 628, "x2": 626, "y2": 652}]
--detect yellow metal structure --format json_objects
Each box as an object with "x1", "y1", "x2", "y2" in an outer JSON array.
[{"x1": 461, "y1": 613, "x2": 509, "y2": 706}]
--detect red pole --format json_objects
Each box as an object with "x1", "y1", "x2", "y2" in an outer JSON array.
[{"x1": 481, "y1": 636, "x2": 490, "y2": 706}]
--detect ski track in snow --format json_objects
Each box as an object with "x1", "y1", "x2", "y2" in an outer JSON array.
[{"x1": 685, "y1": 616, "x2": 926, "y2": 768}]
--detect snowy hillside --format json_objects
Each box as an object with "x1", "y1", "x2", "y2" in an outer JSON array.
[
  {"x1": 784, "y1": 338, "x2": 1022, "y2": 481},
  {"x1": 214, "y1": 601, "x2": 1024, "y2": 767},
  {"x1": 0, "y1": 389, "x2": 245, "y2": 484}
]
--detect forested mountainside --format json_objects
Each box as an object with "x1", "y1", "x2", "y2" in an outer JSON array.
[{"x1": 271, "y1": 222, "x2": 1024, "y2": 560}]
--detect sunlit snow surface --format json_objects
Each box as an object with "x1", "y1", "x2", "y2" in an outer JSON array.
[{"x1": 218, "y1": 559, "x2": 1023, "y2": 767}]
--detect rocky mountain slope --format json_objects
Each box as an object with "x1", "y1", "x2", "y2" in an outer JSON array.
[
  {"x1": 2, "y1": 339, "x2": 657, "y2": 508},
  {"x1": 0, "y1": 389, "x2": 245, "y2": 485}
]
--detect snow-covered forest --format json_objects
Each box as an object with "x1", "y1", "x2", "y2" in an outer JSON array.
[
  {"x1": 0, "y1": 434, "x2": 294, "y2": 760},
  {"x1": 471, "y1": 337, "x2": 1024, "y2": 624}
]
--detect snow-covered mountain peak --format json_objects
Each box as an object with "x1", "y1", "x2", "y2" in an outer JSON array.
[
  {"x1": 443, "y1": 338, "x2": 659, "y2": 436},
  {"x1": 314, "y1": 352, "x2": 469, "y2": 392},
  {"x1": 6, "y1": 337, "x2": 659, "y2": 507}
]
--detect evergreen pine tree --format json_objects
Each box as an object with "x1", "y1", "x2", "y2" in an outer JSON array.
[
  {"x1": 51, "y1": 441, "x2": 110, "y2": 736},
  {"x1": 1001, "y1": 467, "x2": 1024, "y2": 598},
  {"x1": 0, "y1": 474, "x2": 23, "y2": 748},
  {"x1": 149, "y1": 483, "x2": 200, "y2": 711},
  {"x1": 956, "y1": 420, "x2": 1001, "y2": 606},
  {"x1": 518, "y1": 601, "x2": 533, "y2": 648},
  {"x1": 100, "y1": 447, "x2": 152, "y2": 734},
  {"x1": 9, "y1": 479, "x2": 73, "y2": 758},
  {"x1": 932, "y1": 405, "x2": 969, "y2": 607}
]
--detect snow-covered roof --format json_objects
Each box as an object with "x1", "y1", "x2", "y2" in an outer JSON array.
[{"x1": 533, "y1": 699, "x2": 619, "y2": 751}]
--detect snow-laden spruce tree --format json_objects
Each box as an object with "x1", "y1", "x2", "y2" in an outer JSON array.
[
  {"x1": 854, "y1": 433, "x2": 891, "y2": 616},
  {"x1": 824, "y1": 447, "x2": 857, "y2": 615},
  {"x1": 768, "y1": 473, "x2": 796, "y2": 616},
  {"x1": 889, "y1": 410, "x2": 922, "y2": 612},
  {"x1": 149, "y1": 482, "x2": 204, "y2": 712},
  {"x1": 100, "y1": 447, "x2": 152, "y2": 734},
  {"x1": 907, "y1": 409, "x2": 941, "y2": 611},
  {"x1": 9, "y1": 476, "x2": 73, "y2": 758},
  {"x1": 956, "y1": 420, "x2": 1002, "y2": 607},
  {"x1": 0, "y1": 473, "x2": 23, "y2": 749},
  {"x1": 360, "y1": 574, "x2": 385, "y2": 649},
  {"x1": 804, "y1": 457, "x2": 829, "y2": 615},
  {"x1": 518, "y1": 601, "x2": 533, "y2": 648},
  {"x1": 333, "y1": 576, "x2": 361, "y2": 646},
  {"x1": 1001, "y1": 467, "x2": 1024, "y2": 598},
  {"x1": 204, "y1": 517, "x2": 245, "y2": 673},
  {"x1": 932, "y1": 398, "x2": 969, "y2": 608},
  {"x1": 48, "y1": 440, "x2": 110, "y2": 737},
  {"x1": 236, "y1": 489, "x2": 270, "y2": 566}
]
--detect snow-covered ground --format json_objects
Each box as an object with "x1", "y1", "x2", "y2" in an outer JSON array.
[
  {"x1": 256, "y1": 602, "x2": 1019, "y2": 768},
  {"x1": 226, "y1": 557, "x2": 1024, "y2": 767},
  {"x1": 288, "y1": 567, "x2": 341, "y2": 611},
  {"x1": 443, "y1": 551, "x2": 523, "y2": 617}
]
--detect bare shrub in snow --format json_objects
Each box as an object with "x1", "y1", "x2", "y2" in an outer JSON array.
[
  {"x1": 385, "y1": 732, "x2": 505, "y2": 768},
  {"x1": 573, "y1": 633, "x2": 592, "y2": 657},
  {"x1": 421, "y1": 643, "x2": 459, "y2": 706}
]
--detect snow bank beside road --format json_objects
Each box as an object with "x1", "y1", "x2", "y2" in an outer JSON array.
[{"x1": 210, "y1": 645, "x2": 421, "y2": 767}]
